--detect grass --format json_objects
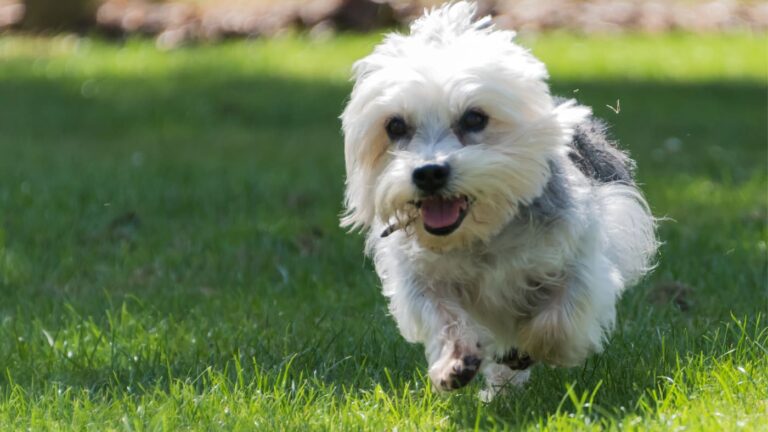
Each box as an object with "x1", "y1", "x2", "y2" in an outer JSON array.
[{"x1": 0, "y1": 31, "x2": 766, "y2": 430}]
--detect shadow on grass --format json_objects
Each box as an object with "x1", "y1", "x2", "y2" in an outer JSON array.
[{"x1": 0, "y1": 71, "x2": 765, "y2": 426}]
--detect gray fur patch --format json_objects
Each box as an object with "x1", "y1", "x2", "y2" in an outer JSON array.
[
  {"x1": 517, "y1": 160, "x2": 571, "y2": 224},
  {"x1": 568, "y1": 117, "x2": 635, "y2": 185}
]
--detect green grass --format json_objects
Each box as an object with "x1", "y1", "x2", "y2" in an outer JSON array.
[{"x1": 0, "y1": 32, "x2": 766, "y2": 430}]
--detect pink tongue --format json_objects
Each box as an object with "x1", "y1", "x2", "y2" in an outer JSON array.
[{"x1": 420, "y1": 197, "x2": 463, "y2": 229}]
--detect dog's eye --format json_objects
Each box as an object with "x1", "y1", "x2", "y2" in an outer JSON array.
[
  {"x1": 459, "y1": 109, "x2": 489, "y2": 133},
  {"x1": 385, "y1": 116, "x2": 408, "y2": 140}
]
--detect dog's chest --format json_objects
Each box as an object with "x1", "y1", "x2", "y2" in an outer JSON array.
[
  {"x1": 411, "y1": 249, "x2": 487, "y2": 287},
  {"x1": 413, "y1": 249, "x2": 526, "y2": 299},
  {"x1": 410, "y1": 241, "x2": 563, "y2": 334}
]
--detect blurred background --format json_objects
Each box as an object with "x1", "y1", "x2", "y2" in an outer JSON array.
[{"x1": 1, "y1": 0, "x2": 767, "y2": 47}]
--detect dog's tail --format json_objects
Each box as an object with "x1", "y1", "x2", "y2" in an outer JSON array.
[{"x1": 598, "y1": 183, "x2": 660, "y2": 287}]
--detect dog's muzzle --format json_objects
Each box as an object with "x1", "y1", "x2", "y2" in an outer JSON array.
[
  {"x1": 381, "y1": 164, "x2": 471, "y2": 238},
  {"x1": 410, "y1": 163, "x2": 469, "y2": 236}
]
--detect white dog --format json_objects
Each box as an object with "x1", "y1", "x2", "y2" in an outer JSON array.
[{"x1": 340, "y1": 1, "x2": 657, "y2": 400}]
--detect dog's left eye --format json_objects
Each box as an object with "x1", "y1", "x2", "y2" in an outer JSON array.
[{"x1": 459, "y1": 109, "x2": 489, "y2": 133}]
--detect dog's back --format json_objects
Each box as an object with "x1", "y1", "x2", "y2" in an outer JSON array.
[{"x1": 568, "y1": 115, "x2": 635, "y2": 185}]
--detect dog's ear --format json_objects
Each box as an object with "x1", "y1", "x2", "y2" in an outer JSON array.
[
  {"x1": 340, "y1": 96, "x2": 379, "y2": 232},
  {"x1": 339, "y1": 157, "x2": 376, "y2": 232},
  {"x1": 339, "y1": 55, "x2": 396, "y2": 232}
]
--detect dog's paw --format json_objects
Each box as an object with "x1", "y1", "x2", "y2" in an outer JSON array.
[
  {"x1": 497, "y1": 348, "x2": 535, "y2": 370},
  {"x1": 479, "y1": 364, "x2": 531, "y2": 402},
  {"x1": 430, "y1": 354, "x2": 482, "y2": 391}
]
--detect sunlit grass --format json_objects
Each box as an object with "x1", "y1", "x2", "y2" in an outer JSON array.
[{"x1": 0, "y1": 32, "x2": 764, "y2": 82}]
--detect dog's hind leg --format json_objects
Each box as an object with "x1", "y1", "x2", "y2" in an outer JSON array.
[{"x1": 515, "y1": 247, "x2": 622, "y2": 367}]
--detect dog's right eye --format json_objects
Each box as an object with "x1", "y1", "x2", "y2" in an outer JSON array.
[{"x1": 385, "y1": 116, "x2": 408, "y2": 140}]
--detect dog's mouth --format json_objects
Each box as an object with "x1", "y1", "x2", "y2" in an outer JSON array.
[{"x1": 417, "y1": 195, "x2": 470, "y2": 236}]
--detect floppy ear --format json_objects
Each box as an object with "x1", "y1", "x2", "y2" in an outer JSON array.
[
  {"x1": 339, "y1": 63, "x2": 382, "y2": 232},
  {"x1": 339, "y1": 121, "x2": 377, "y2": 232}
]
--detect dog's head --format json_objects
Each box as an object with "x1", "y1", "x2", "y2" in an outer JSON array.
[{"x1": 341, "y1": 2, "x2": 589, "y2": 251}]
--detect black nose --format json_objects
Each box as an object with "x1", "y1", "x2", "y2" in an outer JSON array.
[{"x1": 412, "y1": 164, "x2": 451, "y2": 193}]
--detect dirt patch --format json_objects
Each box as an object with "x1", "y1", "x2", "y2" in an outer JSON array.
[{"x1": 649, "y1": 280, "x2": 694, "y2": 312}]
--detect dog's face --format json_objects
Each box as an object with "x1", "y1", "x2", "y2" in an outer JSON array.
[{"x1": 341, "y1": 3, "x2": 588, "y2": 251}]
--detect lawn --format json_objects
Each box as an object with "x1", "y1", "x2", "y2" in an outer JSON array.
[{"x1": 0, "y1": 32, "x2": 765, "y2": 430}]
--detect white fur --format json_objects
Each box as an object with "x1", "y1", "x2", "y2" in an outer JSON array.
[{"x1": 340, "y1": 2, "x2": 657, "y2": 398}]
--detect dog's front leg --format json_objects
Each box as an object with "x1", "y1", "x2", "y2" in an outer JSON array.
[
  {"x1": 426, "y1": 311, "x2": 484, "y2": 392},
  {"x1": 387, "y1": 283, "x2": 484, "y2": 391}
]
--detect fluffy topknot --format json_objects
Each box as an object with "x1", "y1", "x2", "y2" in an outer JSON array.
[{"x1": 409, "y1": 1, "x2": 503, "y2": 44}]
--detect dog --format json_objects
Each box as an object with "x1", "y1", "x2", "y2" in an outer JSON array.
[{"x1": 340, "y1": 1, "x2": 657, "y2": 400}]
